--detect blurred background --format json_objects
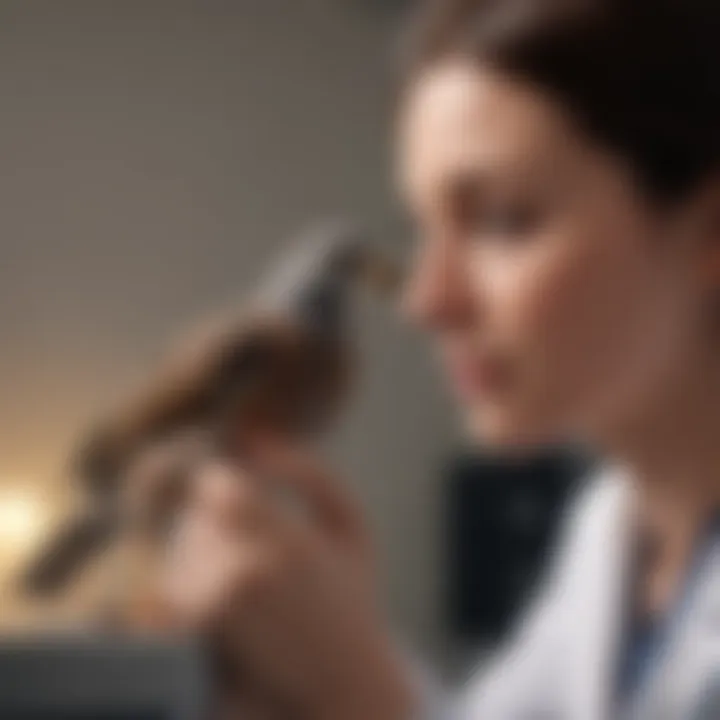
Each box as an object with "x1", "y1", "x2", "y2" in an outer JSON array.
[{"x1": 0, "y1": 0, "x2": 578, "y2": 673}]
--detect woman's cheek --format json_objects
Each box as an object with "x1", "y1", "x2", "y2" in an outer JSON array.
[
  {"x1": 473, "y1": 228, "x2": 624, "y2": 434},
  {"x1": 472, "y1": 230, "x2": 591, "y2": 355},
  {"x1": 458, "y1": 239, "x2": 570, "y2": 443}
]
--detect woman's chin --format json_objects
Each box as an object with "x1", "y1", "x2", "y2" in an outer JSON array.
[{"x1": 463, "y1": 407, "x2": 563, "y2": 455}]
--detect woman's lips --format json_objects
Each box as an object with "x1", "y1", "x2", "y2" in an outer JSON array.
[{"x1": 446, "y1": 354, "x2": 513, "y2": 400}]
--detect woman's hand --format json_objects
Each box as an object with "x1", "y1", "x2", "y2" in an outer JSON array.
[{"x1": 123, "y1": 434, "x2": 417, "y2": 720}]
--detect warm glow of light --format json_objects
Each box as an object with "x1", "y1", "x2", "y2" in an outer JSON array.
[{"x1": 0, "y1": 488, "x2": 48, "y2": 556}]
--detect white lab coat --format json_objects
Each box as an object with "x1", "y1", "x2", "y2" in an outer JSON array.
[{"x1": 421, "y1": 468, "x2": 720, "y2": 719}]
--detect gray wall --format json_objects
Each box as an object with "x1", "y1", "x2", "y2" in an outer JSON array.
[{"x1": 0, "y1": 0, "x2": 458, "y2": 655}]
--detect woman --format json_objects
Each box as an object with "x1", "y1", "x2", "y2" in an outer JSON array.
[{"x1": 143, "y1": 0, "x2": 720, "y2": 717}]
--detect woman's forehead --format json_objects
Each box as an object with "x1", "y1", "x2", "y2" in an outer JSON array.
[{"x1": 396, "y1": 60, "x2": 589, "y2": 200}]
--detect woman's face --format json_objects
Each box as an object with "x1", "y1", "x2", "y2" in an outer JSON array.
[{"x1": 397, "y1": 60, "x2": 712, "y2": 450}]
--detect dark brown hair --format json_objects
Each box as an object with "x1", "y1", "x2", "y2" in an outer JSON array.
[{"x1": 401, "y1": 0, "x2": 720, "y2": 203}]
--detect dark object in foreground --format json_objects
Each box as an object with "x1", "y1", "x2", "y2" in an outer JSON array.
[
  {"x1": 0, "y1": 636, "x2": 206, "y2": 719},
  {"x1": 447, "y1": 449, "x2": 588, "y2": 645}
]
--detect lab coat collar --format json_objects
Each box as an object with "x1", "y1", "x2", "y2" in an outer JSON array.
[{"x1": 567, "y1": 465, "x2": 635, "y2": 720}]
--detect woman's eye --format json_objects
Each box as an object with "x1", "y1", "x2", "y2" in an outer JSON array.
[
  {"x1": 450, "y1": 185, "x2": 542, "y2": 240},
  {"x1": 473, "y1": 203, "x2": 541, "y2": 237}
]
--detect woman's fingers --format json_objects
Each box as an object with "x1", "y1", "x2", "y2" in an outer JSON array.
[
  {"x1": 120, "y1": 428, "x2": 212, "y2": 532},
  {"x1": 244, "y1": 434, "x2": 371, "y2": 562},
  {"x1": 122, "y1": 426, "x2": 368, "y2": 564},
  {"x1": 120, "y1": 429, "x2": 374, "y2": 640},
  {"x1": 129, "y1": 437, "x2": 409, "y2": 720},
  {"x1": 187, "y1": 459, "x2": 270, "y2": 535},
  {"x1": 161, "y1": 503, "x2": 265, "y2": 631}
]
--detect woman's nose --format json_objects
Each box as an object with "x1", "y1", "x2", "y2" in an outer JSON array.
[{"x1": 400, "y1": 238, "x2": 476, "y2": 331}]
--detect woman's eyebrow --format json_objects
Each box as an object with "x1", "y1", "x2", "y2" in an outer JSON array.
[{"x1": 444, "y1": 156, "x2": 557, "y2": 202}]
